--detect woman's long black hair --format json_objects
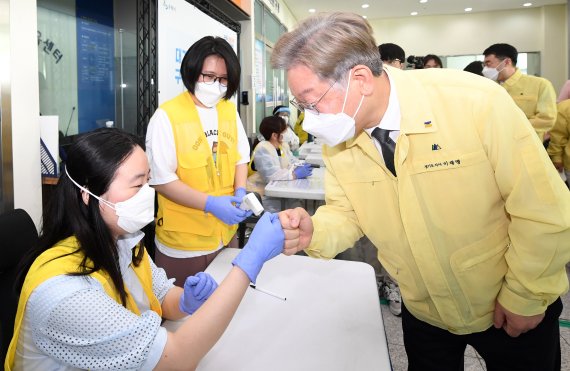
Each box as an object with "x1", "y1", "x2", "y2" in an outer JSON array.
[{"x1": 17, "y1": 128, "x2": 147, "y2": 307}]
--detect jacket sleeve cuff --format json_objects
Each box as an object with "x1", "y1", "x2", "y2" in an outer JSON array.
[
  {"x1": 305, "y1": 217, "x2": 334, "y2": 259},
  {"x1": 497, "y1": 284, "x2": 552, "y2": 316}
]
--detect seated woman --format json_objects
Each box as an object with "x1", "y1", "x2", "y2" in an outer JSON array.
[
  {"x1": 272, "y1": 105, "x2": 300, "y2": 152},
  {"x1": 6, "y1": 128, "x2": 284, "y2": 371},
  {"x1": 247, "y1": 116, "x2": 313, "y2": 212}
]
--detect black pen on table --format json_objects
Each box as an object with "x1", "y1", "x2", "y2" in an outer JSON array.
[{"x1": 249, "y1": 284, "x2": 287, "y2": 301}]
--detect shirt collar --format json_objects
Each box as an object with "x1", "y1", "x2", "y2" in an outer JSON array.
[
  {"x1": 364, "y1": 67, "x2": 402, "y2": 138},
  {"x1": 117, "y1": 231, "x2": 145, "y2": 274}
]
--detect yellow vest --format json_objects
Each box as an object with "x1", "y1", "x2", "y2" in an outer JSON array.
[
  {"x1": 156, "y1": 92, "x2": 240, "y2": 251},
  {"x1": 293, "y1": 112, "x2": 309, "y2": 144},
  {"x1": 5, "y1": 236, "x2": 162, "y2": 371}
]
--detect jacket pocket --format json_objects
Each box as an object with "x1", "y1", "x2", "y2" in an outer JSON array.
[
  {"x1": 379, "y1": 248, "x2": 430, "y2": 311},
  {"x1": 450, "y1": 225, "x2": 509, "y2": 319},
  {"x1": 512, "y1": 95, "x2": 537, "y2": 117},
  {"x1": 217, "y1": 150, "x2": 237, "y2": 188},
  {"x1": 178, "y1": 151, "x2": 211, "y2": 192}
]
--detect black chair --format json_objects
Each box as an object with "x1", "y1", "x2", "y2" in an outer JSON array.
[
  {"x1": 237, "y1": 214, "x2": 261, "y2": 248},
  {"x1": 0, "y1": 209, "x2": 39, "y2": 364},
  {"x1": 237, "y1": 192, "x2": 263, "y2": 248}
]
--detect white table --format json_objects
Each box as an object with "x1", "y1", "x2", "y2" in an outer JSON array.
[
  {"x1": 298, "y1": 142, "x2": 322, "y2": 160},
  {"x1": 164, "y1": 248, "x2": 391, "y2": 371},
  {"x1": 264, "y1": 167, "x2": 325, "y2": 201},
  {"x1": 305, "y1": 152, "x2": 325, "y2": 167}
]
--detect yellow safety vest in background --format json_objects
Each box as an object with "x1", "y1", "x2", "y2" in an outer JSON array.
[
  {"x1": 5, "y1": 236, "x2": 161, "y2": 371},
  {"x1": 156, "y1": 92, "x2": 240, "y2": 251}
]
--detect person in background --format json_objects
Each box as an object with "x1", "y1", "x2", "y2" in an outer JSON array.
[
  {"x1": 5, "y1": 128, "x2": 284, "y2": 371},
  {"x1": 423, "y1": 54, "x2": 443, "y2": 68},
  {"x1": 483, "y1": 43, "x2": 557, "y2": 141},
  {"x1": 557, "y1": 80, "x2": 570, "y2": 102},
  {"x1": 547, "y1": 99, "x2": 570, "y2": 187},
  {"x1": 273, "y1": 105, "x2": 300, "y2": 152},
  {"x1": 293, "y1": 111, "x2": 309, "y2": 144},
  {"x1": 273, "y1": 12, "x2": 570, "y2": 371},
  {"x1": 247, "y1": 116, "x2": 312, "y2": 212},
  {"x1": 463, "y1": 61, "x2": 483, "y2": 76},
  {"x1": 379, "y1": 43, "x2": 406, "y2": 70},
  {"x1": 146, "y1": 36, "x2": 252, "y2": 286}
]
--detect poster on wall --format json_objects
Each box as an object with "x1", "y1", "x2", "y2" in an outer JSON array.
[
  {"x1": 76, "y1": 0, "x2": 115, "y2": 133},
  {"x1": 158, "y1": 0, "x2": 238, "y2": 105}
]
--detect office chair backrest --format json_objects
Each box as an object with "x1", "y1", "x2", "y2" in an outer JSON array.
[{"x1": 0, "y1": 209, "x2": 39, "y2": 364}]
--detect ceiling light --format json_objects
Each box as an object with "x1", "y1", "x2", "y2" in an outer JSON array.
[
  {"x1": 465, "y1": 7, "x2": 472, "y2": 12},
  {"x1": 309, "y1": 8, "x2": 316, "y2": 13},
  {"x1": 420, "y1": 0, "x2": 428, "y2": 3},
  {"x1": 362, "y1": 4, "x2": 369, "y2": 9},
  {"x1": 523, "y1": 2, "x2": 532, "y2": 6},
  {"x1": 362, "y1": 15, "x2": 367, "y2": 19},
  {"x1": 411, "y1": 11, "x2": 418, "y2": 16}
]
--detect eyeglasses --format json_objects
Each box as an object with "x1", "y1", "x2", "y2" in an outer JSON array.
[
  {"x1": 290, "y1": 80, "x2": 337, "y2": 114},
  {"x1": 200, "y1": 73, "x2": 228, "y2": 87}
]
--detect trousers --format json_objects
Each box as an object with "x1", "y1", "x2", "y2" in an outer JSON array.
[{"x1": 402, "y1": 298, "x2": 562, "y2": 371}]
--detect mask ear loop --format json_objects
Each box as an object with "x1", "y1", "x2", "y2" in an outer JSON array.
[
  {"x1": 341, "y1": 70, "x2": 353, "y2": 113},
  {"x1": 65, "y1": 167, "x2": 116, "y2": 210},
  {"x1": 497, "y1": 59, "x2": 506, "y2": 73},
  {"x1": 341, "y1": 69, "x2": 365, "y2": 119}
]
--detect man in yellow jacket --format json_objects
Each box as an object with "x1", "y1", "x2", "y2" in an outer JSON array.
[
  {"x1": 273, "y1": 12, "x2": 570, "y2": 371},
  {"x1": 483, "y1": 43, "x2": 557, "y2": 141},
  {"x1": 548, "y1": 99, "x2": 570, "y2": 187}
]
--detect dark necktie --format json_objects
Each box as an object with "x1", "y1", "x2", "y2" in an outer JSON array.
[{"x1": 372, "y1": 127, "x2": 396, "y2": 176}]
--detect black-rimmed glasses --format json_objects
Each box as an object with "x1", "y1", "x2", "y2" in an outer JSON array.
[
  {"x1": 290, "y1": 79, "x2": 337, "y2": 114},
  {"x1": 200, "y1": 73, "x2": 228, "y2": 87}
]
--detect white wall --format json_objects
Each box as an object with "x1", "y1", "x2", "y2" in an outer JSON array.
[
  {"x1": 368, "y1": 4, "x2": 568, "y2": 92},
  {"x1": 260, "y1": 0, "x2": 297, "y2": 31},
  {"x1": 235, "y1": 0, "x2": 299, "y2": 135},
  {"x1": 11, "y1": 0, "x2": 42, "y2": 227}
]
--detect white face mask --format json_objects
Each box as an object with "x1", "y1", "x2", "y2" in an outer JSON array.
[
  {"x1": 195, "y1": 81, "x2": 228, "y2": 107},
  {"x1": 482, "y1": 60, "x2": 505, "y2": 81},
  {"x1": 66, "y1": 168, "x2": 156, "y2": 234},
  {"x1": 302, "y1": 71, "x2": 364, "y2": 147}
]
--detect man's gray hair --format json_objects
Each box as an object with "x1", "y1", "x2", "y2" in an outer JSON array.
[{"x1": 271, "y1": 12, "x2": 382, "y2": 83}]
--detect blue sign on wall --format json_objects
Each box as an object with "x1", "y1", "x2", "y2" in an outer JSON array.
[{"x1": 76, "y1": 0, "x2": 115, "y2": 133}]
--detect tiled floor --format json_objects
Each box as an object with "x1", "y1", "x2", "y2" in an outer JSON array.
[{"x1": 379, "y1": 267, "x2": 570, "y2": 371}]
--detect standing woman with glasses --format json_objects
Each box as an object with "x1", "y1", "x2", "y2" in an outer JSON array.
[{"x1": 146, "y1": 36, "x2": 252, "y2": 286}]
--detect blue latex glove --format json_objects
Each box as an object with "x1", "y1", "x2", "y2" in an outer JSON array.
[
  {"x1": 179, "y1": 272, "x2": 218, "y2": 315},
  {"x1": 234, "y1": 187, "x2": 247, "y2": 207},
  {"x1": 232, "y1": 212, "x2": 284, "y2": 283},
  {"x1": 205, "y1": 195, "x2": 249, "y2": 225},
  {"x1": 293, "y1": 164, "x2": 313, "y2": 179}
]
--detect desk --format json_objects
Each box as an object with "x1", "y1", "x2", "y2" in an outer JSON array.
[
  {"x1": 164, "y1": 248, "x2": 390, "y2": 371},
  {"x1": 265, "y1": 167, "x2": 325, "y2": 201},
  {"x1": 305, "y1": 152, "x2": 325, "y2": 167},
  {"x1": 298, "y1": 142, "x2": 322, "y2": 160}
]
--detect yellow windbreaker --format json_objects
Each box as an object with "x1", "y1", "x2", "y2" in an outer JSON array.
[
  {"x1": 547, "y1": 99, "x2": 570, "y2": 171},
  {"x1": 502, "y1": 68, "x2": 557, "y2": 140},
  {"x1": 307, "y1": 67, "x2": 570, "y2": 335}
]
